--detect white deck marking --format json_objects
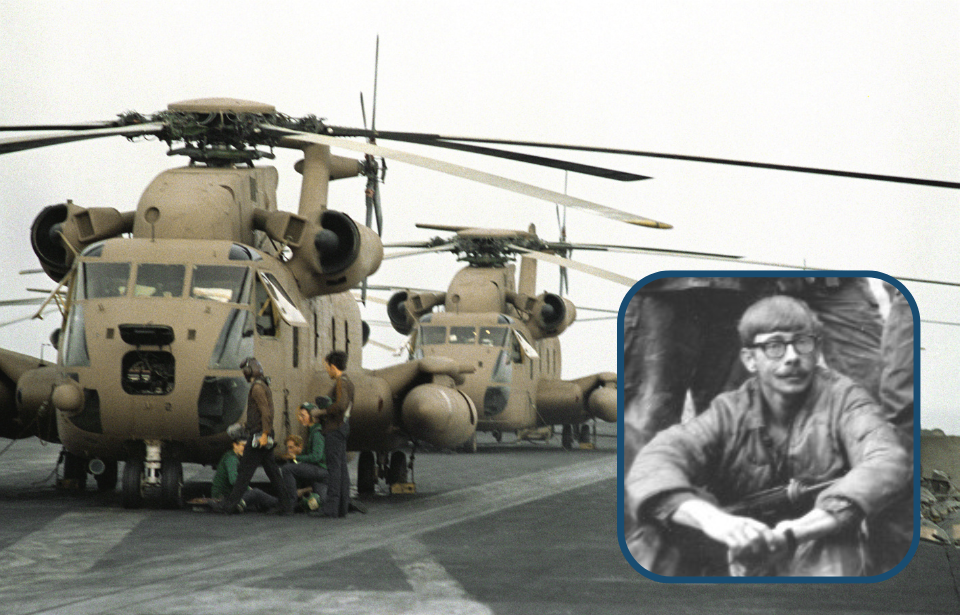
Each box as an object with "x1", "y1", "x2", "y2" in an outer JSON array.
[
  {"x1": 90, "y1": 537, "x2": 493, "y2": 615},
  {"x1": 0, "y1": 510, "x2": 146, "y2": 579},
  {"x1": 12, "y1": 456, "x2": 615, "y2": 614}
]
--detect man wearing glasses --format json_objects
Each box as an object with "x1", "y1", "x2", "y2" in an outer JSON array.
[{"x1": 625, "y1": 295, "x2": 910, "y2": 577}]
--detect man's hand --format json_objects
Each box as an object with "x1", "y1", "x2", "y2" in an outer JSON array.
[
  {"x1": 673, "y1": 498, "x2": 794, "y2": 575},
  {"x1": 258, "y1": 432, "x2": 270, "y2": 448},
  {"x1": 673, "y1": 499, "x2": 781, "y2": 553}
]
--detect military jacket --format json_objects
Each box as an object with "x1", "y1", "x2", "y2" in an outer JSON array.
[{"x1": 627, "y1": 367, "x2": 911, "y2": 524}]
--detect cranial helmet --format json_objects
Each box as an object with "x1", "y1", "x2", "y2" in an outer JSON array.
[{"x1": 240, "y1": 357, "x2": 264, "y2": 380}]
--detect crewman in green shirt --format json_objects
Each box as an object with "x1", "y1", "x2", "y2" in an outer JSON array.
[
  {"x1": 280, "y1": 402, "x2": 329, "y2": 513},
  {"x1": 212, "y1": 436, "x2": 280, "y2": 512}
]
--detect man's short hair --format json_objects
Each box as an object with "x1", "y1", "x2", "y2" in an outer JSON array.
[
  {"x1": 738, "y1": 295, "x2": 822, "y2": 346},
  {"x1": 324, "y1": 350, "x2": 348, "y2": 371},
  {"x1": 285, "y1": 434, "x2": 304, "y2": 447}
]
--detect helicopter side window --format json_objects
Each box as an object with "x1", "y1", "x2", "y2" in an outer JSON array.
[
  {"x1": 420, "y1": 326, "x2": 446, "y2": 345},
  {"x1": 61, "y1": 304, "x2": 90, "y2": 367},
  {"x1": 79, "y1": 262, "x2": 131, "y2": 299},
  {"x1": 255, "y1": 279, "x2": 278, "y2": 337},
  {"x1": 209, "y1": 309, "x2": 255, "y2": 369},
  {"x1": 190, "y1": 265, "x2": 251, "y2": 304},
  {"x1": 448, "y1": 326, "x2": 477, "y2": 344},
  {"x1": 134, "y1": 264, "x2": 185, "y2": 297},
  {"x1": 478, "y1": 326, "x2": 507, "y2": 347}
]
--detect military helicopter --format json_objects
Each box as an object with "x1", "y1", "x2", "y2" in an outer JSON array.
[
  {"x1": 0, "y1": 97, "x2": 674, "y2": 508},
  {"x1": 2, "y1": 95, "x2": 957, "y2": 508}
]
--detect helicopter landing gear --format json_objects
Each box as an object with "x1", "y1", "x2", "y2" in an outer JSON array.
[
  {"x1": 458, "y1": 433, "x2": 477, "y2": 454},
  {"x1": 121, "y1": 459, "x2": 145, "y2": 509},
  {"x1": 561, "y1": 424, "x2": 574, "y2": 450},
  {"x1": 121, "y1": 441, "x2": 184, "y2": 509},
  {"x1": 357, "y1": 450, "x2": 376, "y2": 495},
  {"x1": 159, "y1": 458, "x2": 184, "y2": 509},
  {"x1": 92, "y1": 459, "x2": 118, "y2": 492},
  {"x1": 386, "y1": 450, "x2": 408, "y2": 485},
  {"x1": 578, "y1": 423, "x2": 595, "y2": 450},
  {"x1": 58, "y1": 450, "x2": 88, "y2": 491},
  {"x1": 492, "y1": 430, "x2": 503, "y2": 443}
]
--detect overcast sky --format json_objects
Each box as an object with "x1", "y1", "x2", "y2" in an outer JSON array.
[{"x1": 1, "y1": 1, "x2": 957, "y2": 431}]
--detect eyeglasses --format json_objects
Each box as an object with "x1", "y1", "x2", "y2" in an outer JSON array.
[{"x1": 748, "y1": 335, "x2": 818, "y2": 359}]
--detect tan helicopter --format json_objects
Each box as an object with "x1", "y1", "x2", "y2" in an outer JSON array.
[
  {"x1": 2, "y1": 97, "x2": 957, "y2": 508},
  {"x1": 386, "y1": 225, "x2": 624, "y2": 440},
  {"x1": 0, "y1": 97, "x2": 674, "y2": 508}
]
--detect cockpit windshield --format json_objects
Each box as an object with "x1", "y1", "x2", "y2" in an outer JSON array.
[
  {"x1": 134, "y1": 264, "x2": 186, "y2": 297},
  {"x1": 77, "y1": 262, "x2": 131, "y2": 299},
  {"x1": 448, "y1": 326, "x2": 477, "y2": 344},
  {"x1": 420, "y1": 326, "x2": 446, "y2": 345},
  {"x1": 190, "y1": 265, "x2": 252, "y2": 304},
  {"x1": 479, "y1": 326, "x2": 508, "y2": 346}
]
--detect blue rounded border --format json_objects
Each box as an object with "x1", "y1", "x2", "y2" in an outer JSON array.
[{"x1": 616, "y1": 270, "x2": 921, "y2": 584}]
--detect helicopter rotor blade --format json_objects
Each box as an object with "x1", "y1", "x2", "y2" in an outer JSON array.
[
  {"x1": 545, "y1": 242, "x2": 743, "y2": 260},
  {"x1": 263, "y1": 127, "x2": 672, "y2": 230},
  {"x1": 508, "y1": 245, "x2": 636, "y2": 286},
  {"x1": 373, "y1": 183, "x2": 383, "y2": 236},
  {"x1": 0, "y1": 297, "x2": 47, "y2": 307},
  {"x1": 350, "y1": 292, "x2": 389, "y2": 305},
  {"x1": 323, "y1": 127, "x2": 649, "y2": 182},
  {"x1": 378, "y1": 135, "x2": 960, "y2": 190},
  {"x1": 0, "y1": 123, "x2": 166, "y2": 155},
  {"x1": 0, "y1": 122, "x2": 118, "y2": 131},
  {"x1": 382, "y1": 244, "x2": 457, "y2": 260},
  {"x1": 379, "y1": 136, "x2": 650, "y2": 182},
  {"x1": 0, "y1": 306, "x2": 59, "y2": 329}
]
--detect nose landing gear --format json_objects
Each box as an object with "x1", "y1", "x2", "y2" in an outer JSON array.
[{"x1": 120, "y1": 440, "x2": 184, "y2": 509}]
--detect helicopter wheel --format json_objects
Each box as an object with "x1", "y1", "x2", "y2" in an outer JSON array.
[
  {"x1": 357, "y1": 450, "x2": 377, "y2": 495},
  {"x1": 458, "y1": 433, "x2": 477, "y2": 454},
  {"x1": 561, "y1": 424, "x2": 574, "y2": 450},
  {"x1": 386, "y1": 450, "x2": 408, "y2": 485},
  {"x1": 59, "y1": 451, "x2": 88, "y2": 491},
  {"x1": 94, "y1": 460, "x2": 118, "y2": 493},
  {"x1": 121, "y1": 459, "x2": 145, "y2": 509},
  {"x1": 492, "y1": 430, "x2": 503, "y2": 443},
  {"x1": 578, "y1": 424, "x2": 591, "y2": 445},
  {"x1": 159, "y1": 459, "x2": 184, "y2": 509}
]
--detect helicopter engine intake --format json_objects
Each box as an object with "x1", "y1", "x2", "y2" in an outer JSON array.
[
  {"x1": 525, "y1": 292, "x2": 576, "y2": 339},
  {"x1": 285, "y1": 210, "x2": 383, "y2": 297},
  {"x1": 31, "y1": 202, "x2": 133, "y2": 281},
  {"x1": 387, "y1": 290, "x2": 446, "y2": 335}
]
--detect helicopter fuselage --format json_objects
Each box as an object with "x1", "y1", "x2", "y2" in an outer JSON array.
[
  {"x1": 44, "y1": 237, "x2": 361, "y2": 467},
  {"x1": 413, "y1": 311, "x2": 559, "y2": 433}
]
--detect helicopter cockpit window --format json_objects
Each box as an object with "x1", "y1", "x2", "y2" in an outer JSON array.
[
  {"x1": 478, "y1": 326, "x2": 508, "y2": 347},
  {"x1": 420, "y1": 325, "x2": 446, "y2": 345},
  {"x1": 190, "y1": 265, "x2": 252, "y2": 304},
  {"x1": 78, "y1": 262, "x2": 131, "y2": 299},
  {"x1": 134, "y1": 264, "x2": 185, "y2": 297},
  {"x1": 448, "y1": 326, "x2": 477, "y2": 345}
]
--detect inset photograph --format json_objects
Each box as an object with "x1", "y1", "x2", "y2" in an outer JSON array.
[{"x1": 620, "y1": 274, "x2": 915, "y2": 580}]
